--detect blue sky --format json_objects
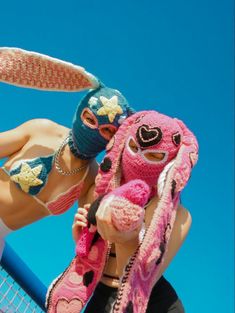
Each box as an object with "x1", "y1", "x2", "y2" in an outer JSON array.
[{"x1": 0, "y1": 0, "x2": 234, "y2": 312}]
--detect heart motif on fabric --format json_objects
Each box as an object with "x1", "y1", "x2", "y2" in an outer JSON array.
[
  {"x1": 136, "y1": 124, "x2": 162, "y2": 148},
  {"x1": 56, "y1": 298, "x2": 83, "y2": 313}
]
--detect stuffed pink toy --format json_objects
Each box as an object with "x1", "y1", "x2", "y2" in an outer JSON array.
[{"x1": 47, "y1": 111, "x2": 198, "y2": 313}]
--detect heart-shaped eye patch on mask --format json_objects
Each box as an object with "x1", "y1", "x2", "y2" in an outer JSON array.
[{"x1": 136, "y1": 124, "x2": 163, "y2": 148}]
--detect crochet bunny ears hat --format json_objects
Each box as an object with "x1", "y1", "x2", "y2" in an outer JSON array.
[
  {"x1": 0, "y1": 48, "x2": 132, "y2": 159},
  {"x1": 94, "y1": 111, "x2": 198, "y2": 312},
  {"x1": 96, "y1": 110, "x2": 198, "y2": 197}
]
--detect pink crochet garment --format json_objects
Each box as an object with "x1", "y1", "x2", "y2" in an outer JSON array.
[{"x1": 47, "y1": 111, "x2": 198, "y2": 313}]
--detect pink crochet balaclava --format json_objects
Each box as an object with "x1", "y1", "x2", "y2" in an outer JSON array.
[{"x1": 121, "y1": 112, "x2": 183, "y2": 190}]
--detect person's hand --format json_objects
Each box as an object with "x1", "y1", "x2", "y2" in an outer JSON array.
[
  {"x1": 72, "y1": 204, "x2": 90, "y2": 242},
  {"x1": 95, "y1": 196, "x2": 141, "y2": 244}
]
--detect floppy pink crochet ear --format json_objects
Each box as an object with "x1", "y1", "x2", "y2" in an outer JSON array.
[
  {"x1": 168, "y1": 118, "x2": 198, "y2": 194},
  {"x1": 0, "y1": 47, "x2": 99, "y2": 91},
  {"x1": 157, "y1": 118, "x2": 198, "y2": 197}
]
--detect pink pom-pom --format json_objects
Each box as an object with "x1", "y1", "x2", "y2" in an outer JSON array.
[
  {"x1": 111, "y1": 197, "x2": 145, "y2": 231},
  {"x1": 106, "y1": 179, "x2": 151, "y2": 232},
  {"x1": 112, "y1": 179, "x2": 150, "y2": 207}
]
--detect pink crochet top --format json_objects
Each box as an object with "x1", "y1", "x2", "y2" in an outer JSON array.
[{"x1": 32, "y1": 166, "x2": 89, "y2": 215}]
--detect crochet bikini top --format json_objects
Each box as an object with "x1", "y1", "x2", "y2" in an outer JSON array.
[{"x1": 2, "y1": 153, "x2": 90, "y2": 215}]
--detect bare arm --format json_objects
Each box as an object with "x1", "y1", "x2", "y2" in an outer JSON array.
[
  {"x1": 115, "y1": 204, "x2": 192, "y2": 278},
  {"x1": 0, "y1": 118, "x2": 64, "y2": 160},
  {"x1": 79, "y1": 183, "x2": 96, "y2": 208},
  {"x1": 72, "y1": 183, "x2": 96, "y2": 242},
  {"x1": 154, "y1": 204, "x2": 192, "y2": 280},
  {"x1": 78, "y1": 158, "x2": 99, "y2": 207},
  {"x1": 0, "y1": 122, "x2": 31, "y2": 159}
]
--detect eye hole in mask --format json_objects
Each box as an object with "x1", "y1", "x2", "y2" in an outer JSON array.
[
  {"x1": 129, "y1": 138, "x2": 139, "y2": 153},
  {"x1": 81, "y1": 108, "x2": 98, "y2": 129},
  {"x1": 128, "y1": 137, "x2": 167, "y2": 163},
  {"x1": 99, "y1": 124, "x2": 117, "y2": 141}
]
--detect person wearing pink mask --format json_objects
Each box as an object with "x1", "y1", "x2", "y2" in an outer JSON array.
[{"x1": 47, "y1": 111, "x2": 198, "y2": 313}]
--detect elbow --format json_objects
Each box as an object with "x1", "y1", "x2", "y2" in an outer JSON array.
[
  {"x1": 182, "y1": 209, "x2": 192, "y2": 240},
  {"x1": 178, "y1": 205, "x2": 192, "y2": 240},
  {"x1": 187, "y1": 210, "x2": 192, "y2": 229}
]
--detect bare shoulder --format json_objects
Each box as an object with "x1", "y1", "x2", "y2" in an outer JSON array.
[
  {"x1": 177, "y1": 204, "x2": 192, "y2": 226},
  {"x1": 145, "y1": 197, "x2": 192, "y2": 236},
  {"x1": 90, "y1": 159, "x2": 99, "y2": 177},
  {"x1": 24, "y1": 119, "x2": 68, "y2": 136},
  {"x1": 24, "y1": 118, "x2": 60, "y2": 130},
  {"x1": 79, "y1": 160, "x2": 99, "y2": 205},
  {"x1": 84, "y1": 160, "x2": 99, "y2": 190},
  {"x1": 174, "y1": 204, "x2": 192, "y2": 239}
]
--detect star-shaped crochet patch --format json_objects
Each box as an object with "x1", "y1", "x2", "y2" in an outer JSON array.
[
  {"x1": 97, "y1": 95, "x2": 123, "y2": 123},
  {"x1": 10, "y1": 162, "x2": 43, "y2": 193}
]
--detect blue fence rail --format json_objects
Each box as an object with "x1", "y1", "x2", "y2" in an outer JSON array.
[{"x1": 0, "y1": 243, "x2": 47, "y2": 311}]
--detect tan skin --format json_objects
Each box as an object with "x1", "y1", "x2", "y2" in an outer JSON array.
[
  {"x1": 0, "y1": 114, "x2": 114, "y2": 230},
  {"x1": 73, "y1": 139, "x2": 192, "y2": 289}
]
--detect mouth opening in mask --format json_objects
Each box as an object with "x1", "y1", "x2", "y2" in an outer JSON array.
[
  {"x1": 99, "y1": 124, "x2": 117, "y2": 141},
  {"x1": 127, "y1": 137, "x2": 168, "y2": 164}
]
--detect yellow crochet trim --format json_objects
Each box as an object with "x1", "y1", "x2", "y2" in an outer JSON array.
[
  {"x1": 97, "y1": 95, "x2": 123, "y2": 123},
  {"x1": 10, "y1": 162, "x2": 43, "y2": 193}
]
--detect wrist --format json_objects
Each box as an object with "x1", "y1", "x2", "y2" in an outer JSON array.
[{"x1": 115, "y1": 236, "x2": 139, "y2": 249}]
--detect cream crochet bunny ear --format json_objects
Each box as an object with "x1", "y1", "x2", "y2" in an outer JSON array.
[{"x1": 0, "y1": 47, "x2": 100, "y2": 91}]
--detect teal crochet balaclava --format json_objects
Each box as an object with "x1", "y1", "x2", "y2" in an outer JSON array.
[
  {"x1": 0, "y1": 47, "x2": 134, "y2": 160},
  {"x1": 68, "y1": 86, "x2": 132, "y2": 159}
]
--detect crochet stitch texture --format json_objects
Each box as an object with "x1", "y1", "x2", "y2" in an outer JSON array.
[{"x1": 47, "y1": 110, "x2": 198, "y2": 313}]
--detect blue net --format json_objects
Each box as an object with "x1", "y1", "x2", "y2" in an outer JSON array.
[
  {"x1": 0, "y1": 266, "x2": 44, "y2": 312},
  {"x1": 0, "y1": 244, "x2": 46, "y2": 312}
]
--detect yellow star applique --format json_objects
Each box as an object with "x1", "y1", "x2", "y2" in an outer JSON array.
[
  {"x1": 11, "y1": 162, "x2": 43, "y2": 193},
  {"x1": 97, "y1": 95, "x2": 123, "y2": 123}
]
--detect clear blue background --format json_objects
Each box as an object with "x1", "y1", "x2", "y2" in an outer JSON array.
[{"x1": 0, "y1": 1, "x2": 234, "y2": 312}]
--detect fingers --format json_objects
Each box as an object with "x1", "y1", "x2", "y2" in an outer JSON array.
[
  {"x1": 72, "y1": 206, "x2": 89, "y2": 242},
  {"x1": 96, "y1": 202, "x2": 141, "y2": 244},
  {"x1": 95, "y1": 198, "x2": 113, "y2": 240},
  {"x1": 74, "y1": 207, "x2": 88, "y2": 222},
  {"x1": 84, "y1": 203, "x2": 91, "y2": 210},
  {"x1": 94, "y1": 195, "x2": 142, "y2": 244},
  {"x1": 72, "y1": 223, "x2": 81, "y2": 242}
]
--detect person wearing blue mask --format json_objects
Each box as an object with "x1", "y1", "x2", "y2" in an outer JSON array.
[{"x1": 0, "y1": 48, "x2": 133, "y2": 259}]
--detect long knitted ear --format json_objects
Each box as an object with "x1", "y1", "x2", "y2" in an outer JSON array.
[
  {"x1": 94, "y1": 111, "x2": 149, "y2": 197},
  {"x1": 158, "y1": 119, "x2": 198, "y2": 198},
  {"x1": 166, "y1": 119, "x2": 198, "y2": 195},
  {"x1": 0, "y1": 47, "x2": 99, "y2": 91}
]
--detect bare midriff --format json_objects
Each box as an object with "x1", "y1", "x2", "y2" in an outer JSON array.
[
  {"x1": 0, "y1": 168, "x2": 49, "y2": 229},
  {"x1": 101, "y1": 244, "x2": 120, "y2": 288}
]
